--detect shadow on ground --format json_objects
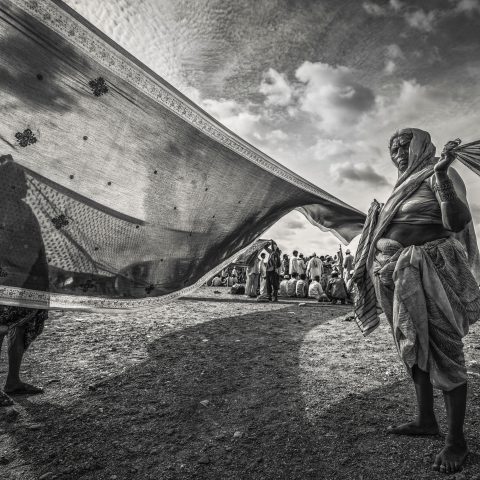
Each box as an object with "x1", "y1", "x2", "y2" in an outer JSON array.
[{"x1": 4, "y1": 305, "x2": 480, "y2": 480}]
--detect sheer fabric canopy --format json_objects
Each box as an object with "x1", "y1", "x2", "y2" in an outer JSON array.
[{"x1": 0, "y1": 0, "x2": 365, "y2": 311}]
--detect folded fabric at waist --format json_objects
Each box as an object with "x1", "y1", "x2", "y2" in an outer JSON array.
[{"x1": 375, "y1": 236, "x2": 452, "y2": 255}]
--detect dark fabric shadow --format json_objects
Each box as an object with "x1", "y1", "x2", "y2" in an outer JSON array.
[{"x1": 5, "y1": 307, "x2": 480, "y2": 480}]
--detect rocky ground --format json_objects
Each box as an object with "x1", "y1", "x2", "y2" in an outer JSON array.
[{"x1": 0, "y1": 286, "x2": 480, "y2": 480}]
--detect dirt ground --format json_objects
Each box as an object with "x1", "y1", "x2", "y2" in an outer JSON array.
[{"x1": 0, "y1": 286, "x2": 480, "y2": 480}]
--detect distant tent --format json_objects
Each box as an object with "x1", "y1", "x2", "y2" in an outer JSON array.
[{"x1": 230, "y1": 240, "x2": 271, "y2": 267}]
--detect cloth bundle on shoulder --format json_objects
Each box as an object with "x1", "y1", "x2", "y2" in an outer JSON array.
[{"x1": 0, "y1": 0, "x2": 365, "y2": 312}]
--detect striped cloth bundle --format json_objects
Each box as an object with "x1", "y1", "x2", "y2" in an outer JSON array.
[{"x1": 350, "y1": 200, "x2": 383, "y2": 336}]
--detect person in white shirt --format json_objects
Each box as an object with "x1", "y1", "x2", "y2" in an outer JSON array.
[
  {"x1": 279, "y1": 275, "x2": 289, "y2": 297},
  {"x1": 306, "y1": 253, "x2": 323, "y2": 281},
  {"x1": 298, "y1": 254, "x2": 306, "y2": 276},
  {"x1": 343, "y1": 249, "x2": 354, "y2": 282},
  {"x1": 286, "y1": 272, "x2": 298, "y2": 297},
  {"x1": 211, "y1": 275, "x2": 223, "y2": 287},
  {"x1": 295, "y1": 273, "x2": 308, "y2": 298},
  {"x1": 258, "y1": 252, "x2": 267, "y2": 296},
  {"x1": 245, "y1": 255, "x2": 260, "y2": 297},
  {"x1": 289, "y1": 250, "x2": 300, "y2": 276},
  {"x1": 308, "y1": 275, "x2": 324, "y2": 299}
]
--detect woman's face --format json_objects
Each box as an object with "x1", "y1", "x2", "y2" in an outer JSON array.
[{"x1": 390, "y1": 133, "x2": 412, "y2": 173}]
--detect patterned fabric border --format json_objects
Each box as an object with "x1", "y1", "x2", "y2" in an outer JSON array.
[{"x1": 0, "y1": 238, "x2": 268, "y2": 311}]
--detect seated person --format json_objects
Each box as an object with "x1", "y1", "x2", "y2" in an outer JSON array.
[
  {"x1": 286, "y1": 272, "x2": 298, "y2": 297},
  {"x1": 326, "y1": 272, "x2": 348, "y2": 305},
  {"x1": 295, "y1": 273, "x2": 308, "y2": 298},
  {"x1": 308, "y1": 275, "x2": 324, "y2": 300},
  {"x1": 211, "y1": 275, "x2": 223, "y2": 287},
  {"x1": 279, "y1": 275, "x2": 289, "y2": 297}
]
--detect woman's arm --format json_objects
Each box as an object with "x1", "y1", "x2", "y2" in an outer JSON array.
[{"x1": 433, "y1": 143, "x2": 471, "y2": 232}]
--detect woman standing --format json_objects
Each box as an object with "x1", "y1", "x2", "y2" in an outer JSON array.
[
  {"x1": 245, "y1": 255, "x2": 260, "y2": 298},
  {"x1": 0, "y1": 156, "x2": 49, "y2": 406},
  {"x1": 353, "y1": 129, "x2": 480, "y2": 474}
]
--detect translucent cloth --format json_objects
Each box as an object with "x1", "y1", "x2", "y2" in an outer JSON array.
[{"x1": 0, "y1": 0, "x2": 365, "y2": 312}]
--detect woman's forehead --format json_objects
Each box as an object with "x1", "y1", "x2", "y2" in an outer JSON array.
[{"x1": 391, "y1": 133, "x2": 412, "y2": 147}]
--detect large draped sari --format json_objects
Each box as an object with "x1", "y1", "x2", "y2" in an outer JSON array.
[{"x1": 0, "y1": 0, "x2": 366, "y2": 312}]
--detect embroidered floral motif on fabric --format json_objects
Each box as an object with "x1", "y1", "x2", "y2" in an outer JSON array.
[
  {"x1": 51, "y1": 214, "x2": 70, "y2": 230},
  {"x1": 80, "y1": 279, "x2": 95, "y2": 293},
  {"x1": 88, "y1": 77, "x2": 108, "y2": 96},
  {"x1": 15, "y1": 129, "x2": 37, "y2": 147}
]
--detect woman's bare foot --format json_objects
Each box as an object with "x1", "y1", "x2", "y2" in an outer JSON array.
[
  {"x1": 432, "y1": 437, "x2": 468, "y2": 474},
  {"x1": 386, "y1": 419, "x2": 440, "y2": 436},
  {"x1": 4, "y1": 381, "x2": 44, "y2": 395}
]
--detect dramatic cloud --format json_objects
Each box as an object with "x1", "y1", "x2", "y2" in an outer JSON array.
[
  {"x1": 360, "y1": 79, "x2": 443, "y2": 137},
  {"x1": 386, "y1": 44, "x2": 404, "y2": 59},
  {"x1": 450, "y1": 0, "x2": 480, "y2": 13},
  {"x1": 362, "y1": 2, "x2": 386, "y2": 16},
  {"x1": 404, "y1": 9, "x2": 438, "y2": 32},
  {"x1": 200, "y1": 98, "x2": 260, "y2": 139},
  {"x1": 295, "y1": 62, "x2": 376, "y2": 134},
  {"x1": 309, "y1": 138, "x2": 354, "y2": 162},
  {"x1": 384, "y1": 44, "x2": 403, "y2": 75},
  {"x1": 265, "y1": 129, "x2": 288, "y2": 142},
  {"x1": 384, "y1": 60, "x2": 397, "y2": 75},
  {"x1": 389, "y1": 0, "x2": 404, "y2": 12},
  {"x1": 259, "y1": 68, "x2": 293, "y2": 107},
  {"x1": 264, "y1": 211, "x2": 343, "y2": 257},
  {"x1": 284, "y1": 218, "x2": 306, "y2": 230},
  {"x1": 331, "y1": 162, "x2": 390, "y2": 187}
]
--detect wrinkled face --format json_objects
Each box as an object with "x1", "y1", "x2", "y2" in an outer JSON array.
[{"x1": 390, "y1": 132, "x2": 413, "y2": 173}]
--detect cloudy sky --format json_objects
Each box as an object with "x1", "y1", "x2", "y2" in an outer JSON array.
[{"x1": 64, "y1": 0, "x2": 480, "y2": 256}]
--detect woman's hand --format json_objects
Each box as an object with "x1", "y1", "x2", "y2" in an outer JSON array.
[{"x1": 434, "y1": 138, "x2": 461, "y2": 173}]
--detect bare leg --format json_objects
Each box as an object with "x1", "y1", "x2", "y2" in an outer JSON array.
[
  {"x1": 4, "y1": 326, "x2": 43, "y2": 395},
  {"x1": 387, "y1": 365, "x2": 440, "y2": 435},
  {"x1": 433, "y1": 383, "x2": 468, "y2": 474},
  {"x1": 0, "y1": 332, "x2": 14, "y2": 406}
]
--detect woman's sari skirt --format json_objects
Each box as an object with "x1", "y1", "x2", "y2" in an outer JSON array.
[{"x1": 373, "y1": 236, "x2": 480, "y2": 391}]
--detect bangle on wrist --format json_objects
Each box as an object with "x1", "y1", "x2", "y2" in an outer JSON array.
[{"x1": 434, "y1": 178, "x2": 458, "y2": 202}]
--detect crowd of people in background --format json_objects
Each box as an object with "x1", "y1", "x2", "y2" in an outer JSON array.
[
  {"x1": 209, "y1": 241, "x2": 355, "y2": 305},
  {"x1": 210, "y1": 265, "x2": 246, "y2": 287},
  {"x1": 276, "y1": 248, "x2": 354, "y2": 304}
]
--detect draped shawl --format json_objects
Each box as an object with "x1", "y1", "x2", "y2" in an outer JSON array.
[
  {"x1": 352, "y1": 128, "x2": 480, "y2": 335},
  {"x1": 0, "y1": 0, "x2": 365, "y2": 311}
]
